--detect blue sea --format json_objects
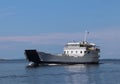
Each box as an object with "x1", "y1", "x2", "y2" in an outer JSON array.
[{"x1": 0, "y1": 59, "x2": 120, "y2": 84}]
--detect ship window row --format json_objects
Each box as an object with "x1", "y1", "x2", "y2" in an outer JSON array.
[{"x1": 64, "y1": 51, "x2": 86, "y2": 54}]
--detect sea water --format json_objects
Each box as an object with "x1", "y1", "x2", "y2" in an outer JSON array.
[{"x1": 0, "y1": 59, "x2": 120, "y2": 84}]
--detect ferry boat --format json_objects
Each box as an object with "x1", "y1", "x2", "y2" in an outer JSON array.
[{"x1": 24, "y1": 32, "x2": 100, "y2": 66}]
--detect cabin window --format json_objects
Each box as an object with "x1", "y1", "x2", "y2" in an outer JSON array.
[
  {"x1": 67, "y1": 51, "x2": 69, "y2": 54},
  {"x1": 76, "y1": 51, "x2": 78, "y2": 53},
  {"x1": 80, "y1": 51, "x2": 82, "y2": 53},
  {"x1": 64, "y1": 51, "x2": 67, "y2": 54}
]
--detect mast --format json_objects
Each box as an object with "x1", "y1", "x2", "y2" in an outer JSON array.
[{"x1": 83, "y1": 31, "x2": 89, "y2": 42}]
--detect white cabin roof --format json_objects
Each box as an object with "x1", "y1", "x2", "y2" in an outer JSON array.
[
  {"x1": 65, "y1": 41, "x2": 96, "y2": 48},
  {"x1": 67, "y1": 42, "x2": 80, "y2": 45}
]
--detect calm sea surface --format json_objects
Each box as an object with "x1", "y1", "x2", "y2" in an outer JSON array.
[{"x1": 0, "y1": 59, "x2": 120, "y2": 84}]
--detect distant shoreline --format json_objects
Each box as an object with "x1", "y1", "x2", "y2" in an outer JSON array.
[{"x1": 0, "y1": 59, "x2": 26, "y2": 61}]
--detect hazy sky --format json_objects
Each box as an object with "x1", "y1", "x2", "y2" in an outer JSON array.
[{"x1": 0, "y1": 0, "x2": 120, "y2": 59}]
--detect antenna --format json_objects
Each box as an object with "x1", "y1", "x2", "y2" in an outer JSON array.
[{"x1": 83, "y1": 31, "x2": 89, "y2": 42}]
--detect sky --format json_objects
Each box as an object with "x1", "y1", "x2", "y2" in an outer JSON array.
[{"x1": 0, "y1": 0, "x2": 120, "y2": 59}]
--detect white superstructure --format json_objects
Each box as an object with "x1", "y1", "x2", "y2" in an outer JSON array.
[
  {"x1": 64, "y1": 41, "x2": 100, "y2": 57},
  {"x1": 63, "y1": 31, "x2": 100, "y2": 58}
]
